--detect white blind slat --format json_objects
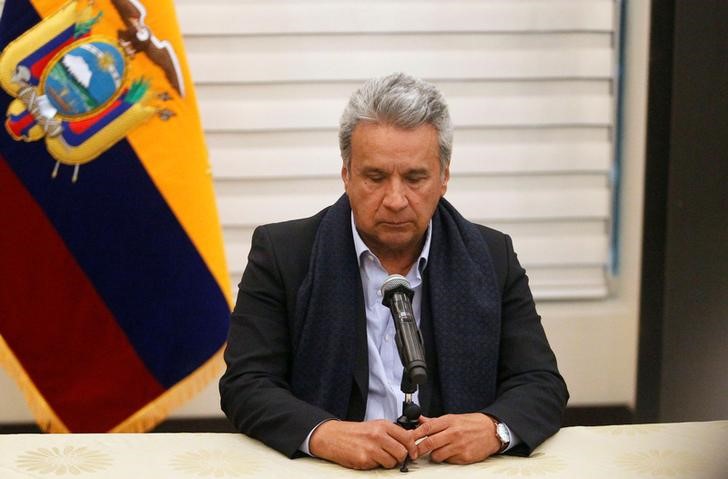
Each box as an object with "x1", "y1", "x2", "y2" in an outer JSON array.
[
  {"x1": 189, "y1": 49, "x2": 612, "y2": 83},
  {"x1": 210, "y1": 142, "x2": 611, "y2": 179},
  {"x1": 178, "y1": 1, "x2": 614, "y2": 35},
  {"x1": 200, "y1": 96, "x2": 612, "y2": 132},
  {"x1": 217, "y1": 188, "x2": 610, "y2": 227}
]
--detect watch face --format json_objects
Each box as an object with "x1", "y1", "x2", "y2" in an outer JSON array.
[{"x1": 497, "y1": 423, "x2": 511, "y2": 443}]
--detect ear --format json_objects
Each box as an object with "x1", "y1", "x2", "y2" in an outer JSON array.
[
  {"x1": 440, "y1": 166, "x2": 450, "y2": 196},
  {"x1": 341, "y1": 165, "x2": 350, "y2": 191}
]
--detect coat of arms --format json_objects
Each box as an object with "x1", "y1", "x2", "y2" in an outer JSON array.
[{"x1": 0, "y1": 0, "x2": 184, "y2": 181}]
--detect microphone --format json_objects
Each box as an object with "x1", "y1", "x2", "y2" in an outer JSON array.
[{"x1": 381, "y1": 274, "x2": 427, "y2": 386}]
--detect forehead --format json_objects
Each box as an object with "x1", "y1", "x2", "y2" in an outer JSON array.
[{"x1": 350, "y1": 122, "x2": 439, "y2": 169}]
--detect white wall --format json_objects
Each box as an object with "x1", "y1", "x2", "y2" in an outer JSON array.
[{"x1": 0, "y1": 0, "x2": 651, "y2": 423}]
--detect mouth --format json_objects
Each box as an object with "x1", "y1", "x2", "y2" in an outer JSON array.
[{"x1": 379, "y1": 221, "x2": 412, "y2": 228}]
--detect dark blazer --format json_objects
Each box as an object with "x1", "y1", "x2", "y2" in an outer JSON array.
[{"x1": 220, "y1": 203, "x2": 568, "y2": 458}]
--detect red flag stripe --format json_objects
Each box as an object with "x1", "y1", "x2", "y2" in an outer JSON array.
[{"x1": 0, "y1": 158, "x2": 166, "y2": 431}]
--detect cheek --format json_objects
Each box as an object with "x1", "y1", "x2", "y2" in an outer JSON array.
[
  {"x1": 351, "y1": 193, "x2": 380, "y2": 219},
  {"x1": 361, "y1": 179, "x2": 382, "y2": 193},
  {"x1": 356, "y1": 183, "x2": 384, "y2": 204},
  {"x1": 411, "y1": 188, "x2": 442, "y2": 213}
]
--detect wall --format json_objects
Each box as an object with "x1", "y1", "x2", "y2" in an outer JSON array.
[
  {"x1": 0, "y1": 0, "x2": 651, "y2": 423},
  {"x1": 637, "y1": 0, "x2": 728, "y2": 422}
]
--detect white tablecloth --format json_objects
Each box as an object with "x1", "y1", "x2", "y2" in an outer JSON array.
[{"x1": 0, "y1": 421, "x2": 726, "y2": 478}]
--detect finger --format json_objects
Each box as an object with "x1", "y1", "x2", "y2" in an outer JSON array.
[
  {"x1": 385, "y1": 424, "x2": 418, "y2": 458},
  {"x1": 429, "y1": 443, "x2": 460, "y2": 464},
  {"x1": 385, "y1": 422, "x2": 415, "y2": 444},
  {"x1": 372, "y1": 440, "x2": 405, "y2": 469},
  {"x1": 353, "y1": 436, "x2": 399, "y2": 470},
  {"x1": 415, "y1": 427, "x2": 453, "y2": 458},
  {"x1": 413, "y1": 415, "x2": 451, "y2": 440},
  {"x1": 381, "y1": 432, "x2": 410, "y2": 461},
  {"x1": 373, "y1": 452, "x2": 399, "y2": 469}
]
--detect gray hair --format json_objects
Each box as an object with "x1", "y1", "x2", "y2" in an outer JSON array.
[{"x1": 338, "y1": 73, "x2": 453, "y2": 173}]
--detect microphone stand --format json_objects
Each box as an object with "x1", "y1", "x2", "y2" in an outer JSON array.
[
  {"x1": 381, "y1": 275, "x2": 427, "y2": 472},
  {"x1": 396, "y1": 371, "x2": 421, "y2": 472}
]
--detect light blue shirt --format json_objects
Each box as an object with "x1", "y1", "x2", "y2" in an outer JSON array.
[
  {"x1": 351, "y1": 214, "x2": 431, "y2": 421},
  {"x1": 300, "y1": 214, "x2": 518, "y2": 454}
]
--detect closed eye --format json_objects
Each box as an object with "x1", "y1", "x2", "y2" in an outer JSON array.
[
  {"x1": 366, "y1": 173, "x2": 385, "y2": 182},
  {"x1": 405, "y1": 173, "x2": 428, "y2": 183}
]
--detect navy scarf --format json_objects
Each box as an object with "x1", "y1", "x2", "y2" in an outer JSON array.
[{"x1": 290, "y1": 194, "x2": 501, "y2": 418}]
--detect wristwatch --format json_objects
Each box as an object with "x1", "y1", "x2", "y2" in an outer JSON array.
[{"x1": 489, "y1": 416, "x2": 511, "y2": 453}]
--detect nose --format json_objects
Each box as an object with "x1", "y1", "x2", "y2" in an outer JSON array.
[{"x1": 382, "y1": 178, "x2": 408, "y2": 211}]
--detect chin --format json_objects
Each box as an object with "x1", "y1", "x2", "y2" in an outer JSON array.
[{"x1": 375, "y1": 231, "x2": 417, "y2": 250}]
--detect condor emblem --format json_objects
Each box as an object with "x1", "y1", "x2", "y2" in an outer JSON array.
[{"x1": 0, "y1": 0, "x2": 184, "y2": 182}]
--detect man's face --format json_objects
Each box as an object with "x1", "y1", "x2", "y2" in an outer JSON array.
[{"x1": 342, "y1": 122, "x2": 449, "y2": 261}]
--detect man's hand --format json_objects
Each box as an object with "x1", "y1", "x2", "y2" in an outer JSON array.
[
  {"x1": 412, "y1": 413, "x2": 501, "y2": 464},
  {"x1": 309, "y1": 419, "x2": 418, "y2": 470}
]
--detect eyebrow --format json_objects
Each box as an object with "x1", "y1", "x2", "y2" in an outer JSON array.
[
  {"x1": 361, "y1": 166, "x2": 387, "y2": 175},
  {"x1": 405, "y1": 168, "x2": 430, "y2": 176},
  {"x1": 359, "y1": 167, "x2": 430, "y2": 176}
]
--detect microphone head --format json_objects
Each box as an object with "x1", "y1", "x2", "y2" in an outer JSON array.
[
  {"x1": 381, "y1": 274, "x2": 414, "y2": 308},
  {"x1": 381, "y1": 274, "x2": 411, "y2": 294}
]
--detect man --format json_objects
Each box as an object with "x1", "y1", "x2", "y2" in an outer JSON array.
[{"x1": 220, "y1": 73, "x2": 568, "y2": 470}]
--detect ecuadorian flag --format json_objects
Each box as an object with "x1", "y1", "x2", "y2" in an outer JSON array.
[{"x1": 0, "y1": 0, "x2": 231, "y2": 432}]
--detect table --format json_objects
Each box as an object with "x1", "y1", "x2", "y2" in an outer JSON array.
[{"x1": 1, "y1": 421, "x2": 726, "y2": 478}]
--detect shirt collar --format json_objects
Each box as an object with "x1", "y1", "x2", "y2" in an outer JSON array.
[{"x1": 350, "y1": 212, "x2": 431, "y2": 275}]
